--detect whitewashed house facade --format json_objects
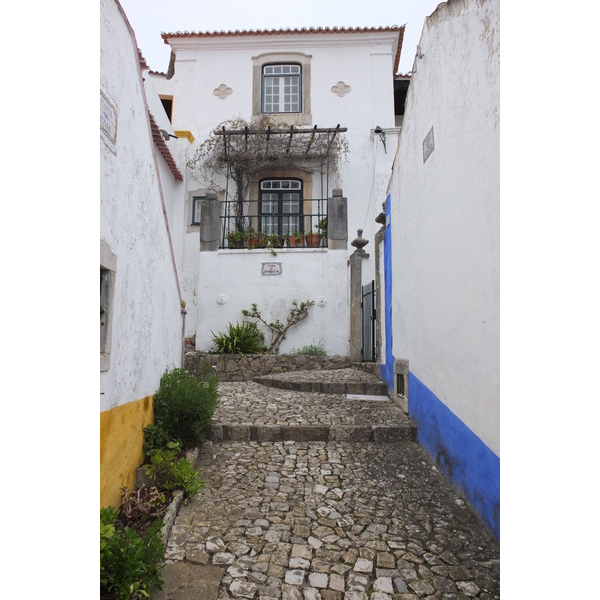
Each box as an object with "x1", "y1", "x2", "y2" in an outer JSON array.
[
  {"x1": 148, "y1": 26, "x2": 404, "y2": 356},
  {"x1": 380, "y1": 0, "x2": 500, "y2": 539}
]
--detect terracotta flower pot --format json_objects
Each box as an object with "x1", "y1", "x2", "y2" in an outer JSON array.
[
  {"x1": 288, "y1": 235, "x2": 304, "y2": 247},
  {"x1": 304, "y1": 233, "x2": 321, "y2": 247}
]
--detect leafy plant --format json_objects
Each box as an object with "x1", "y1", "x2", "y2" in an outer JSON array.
[
  {"x1": 210, "y1": 321, "x2": 267, "y2": 355},
  {"x1": 290, "y1": 341, "x2": 327, "y2": 356},
  {"x1": 143, "y1": 422, "x2": 171, "y2": 457},
  {"x1": 315, "y1": 217, "x2": 328, "y2": 235},
  {"x1": 242, "y1": 300, "x2": 315, "y2": 354},
  {"x1": 149, "y1": 366, "x2": 219, "y2": 450},
  {"x1": 100, "y1": 506, "x2": 165, "y2": 600},
  {"x1": 226, "y1": 230, "x2": 247, "y2": 247},
  {"x1": 144, "y1": 442, "x2": 203, "y2": 497}
]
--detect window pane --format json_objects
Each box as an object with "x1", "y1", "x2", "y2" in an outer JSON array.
[{"x1": 262, "y1": 64, "x2": 301, "y2": 113}]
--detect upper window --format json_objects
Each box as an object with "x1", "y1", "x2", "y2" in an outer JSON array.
[
  {"x1": 262, "y1": 64, "x2": 301, "y2": 114},
  {"x1": 252, "y1": 53, "x2": 312, "y2": 126}
]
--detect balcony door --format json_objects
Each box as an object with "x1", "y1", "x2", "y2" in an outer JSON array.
[{"x1": 259, "y1": 179, "x2": 303, "y2": 235}]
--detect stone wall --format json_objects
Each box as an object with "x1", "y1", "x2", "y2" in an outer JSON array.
[{"x1": 185, "y1": 352, "x2": 351, "y2": 381}]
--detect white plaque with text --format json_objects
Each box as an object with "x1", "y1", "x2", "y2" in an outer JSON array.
[{"x1": 261, "y1": 262, "x2": 282, "y2": 276}]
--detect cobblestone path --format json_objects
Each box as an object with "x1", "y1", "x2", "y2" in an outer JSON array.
[{"x1": 160, "y1": 375, "x2": 500, "y2": 600}]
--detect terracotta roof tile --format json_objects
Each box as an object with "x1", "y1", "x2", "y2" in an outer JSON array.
[
  {"x1": 148, "y1": 111, "x2": 183, "y2": 181},
  {"x1": 161, "y1": 25, "x2": 404, "y2": 40},
  {"x1": 162, "y1": 25, "x2": 405, "y2": 75}
]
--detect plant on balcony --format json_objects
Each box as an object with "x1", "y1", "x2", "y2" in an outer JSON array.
[
  {"x1": 305, "y1": 218, "x2": 327, "y2": 247},
  {"x1": 226, "y1": 230, "x2": 247, "y2": 248},
  {"x1": 247, "y1": 232, "x2": 268, "y2": 249},
  {"x1": 267, "y1": 234, "x2": 283, "y2": 248},
  {"x1": 287, "y1": 231, "x2": 305, "y2": 247},
  {"x1": 315, "y1": 217, "x2": 328, "y2": 236}
]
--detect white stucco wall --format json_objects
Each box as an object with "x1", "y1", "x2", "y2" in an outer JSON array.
[
  {"x1": 388, "y1": 0, "x2": 500, "y2": 453},
  {"x1": 149, "y1": 30, "x2": 402, "y2": 343},
  {"x1": 100, "y1": 0, "x2": 184, "y2": 411},
  {"x1": 196, "y1": 249, "x2": 349, "y2": 355}
]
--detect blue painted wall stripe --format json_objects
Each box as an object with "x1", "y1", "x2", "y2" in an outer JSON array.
[
  {"x1": 380, "y1": 193, "x2": 395, "y2": 391},
  {"x1": 409, "y1": 372, "x2": 500, "y2": 541}
]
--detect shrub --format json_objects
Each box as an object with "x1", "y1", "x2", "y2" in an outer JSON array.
[
  {"x1": 150, "y1": 366, "x2": 219, "y2": 449},
  {"x1": 290, "y1": 341, "x2": 327, "y2": 356},
  {"x1": 144, "y1": 441, "x2": 203, "y2": 497},
  {"x1": 100, "y1": 506, "x2": 164, "y2": 600},
  {"x1": 143, "y1": 422, "x2": 170, "y2": 457},
  {"x1": 210, "y1": 321, "x2": 267, "y2": 355}
]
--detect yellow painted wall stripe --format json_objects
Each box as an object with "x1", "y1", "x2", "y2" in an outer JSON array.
[{"x1": 100, "y1": 395, "x2": 154, "y2": 508}]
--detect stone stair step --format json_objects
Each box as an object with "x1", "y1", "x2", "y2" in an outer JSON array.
[
  {"x1": 254, "y1": 376, "x2": 389, "y2": 396},
  {"x1": 207, "y1": 423, "x2": 416, "y2": 444}
]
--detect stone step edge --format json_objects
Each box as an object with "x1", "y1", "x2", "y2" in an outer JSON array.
[
  {"x1": 253, "y1": 377, "x2": 389, "y2": 396},
  {"x1": 207, "y1": 423, "x2": 417, "y2": 443}
]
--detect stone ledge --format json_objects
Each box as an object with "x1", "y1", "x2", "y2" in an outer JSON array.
[
  {"x1": 207, "y1": 423, "x2": 417, "y2": 443},
  {"x1": 185, "y1": 352, "x2": 352, "y2": 381}
]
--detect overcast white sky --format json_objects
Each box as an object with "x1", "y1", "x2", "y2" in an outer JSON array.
[{"x1": 118, "y1": 0, "x2": 443, "y2": 74}]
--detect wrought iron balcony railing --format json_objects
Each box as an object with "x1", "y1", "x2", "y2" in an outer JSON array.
[{"x1": 220, "y1": 199, "x2": 328, "y2": 250}]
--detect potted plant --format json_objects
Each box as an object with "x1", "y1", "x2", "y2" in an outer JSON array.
[
  {"x1": 287, "y1": 231, "x2": 305, "y2": 247},
  {"x1": 248, "y1": 231, "x2": 268, "y2": 249},
  {"x1": 226, "y1": 230, "x2": 247, "y2": 249},
  {"x1": 267, "y1": 234, "x2": 283, "y2": 249},
  {"x1": 315, "y1": 217, "x2": 327, "y2": 237},
  {"x1": 305, "y1": 218, "x2": 327, "y2": 248}
]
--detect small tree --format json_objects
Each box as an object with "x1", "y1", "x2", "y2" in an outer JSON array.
[{"x1": 242, "y1": 300, "x2": 315, "y2": 354}]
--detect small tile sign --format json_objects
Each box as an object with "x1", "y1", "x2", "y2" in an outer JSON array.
[
  {"x1": 101, "y1": 89, "x2": 118, "y2": 147},
  {"x1": 261, "y1": 262, "x2": 282, "y2": 276},
  {"x1": 423, "y1": 126, "x2": 434, "y2": 163}
]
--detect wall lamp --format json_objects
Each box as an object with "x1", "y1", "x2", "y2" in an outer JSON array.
[
  {"x1": 160, "y1": 129, "x2": 178, "y2": 141},
  {"x1": 374, "y1": 126, "x2": 387, "y2": 154}
]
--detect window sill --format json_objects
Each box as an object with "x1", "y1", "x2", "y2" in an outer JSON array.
[{"x1": 252, "y1": 114, "x2": 312, "y2": 127}]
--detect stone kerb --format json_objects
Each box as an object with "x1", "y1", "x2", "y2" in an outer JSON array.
[{"x1": 184, "y1": 352, "x2": 351, "y2": 381}]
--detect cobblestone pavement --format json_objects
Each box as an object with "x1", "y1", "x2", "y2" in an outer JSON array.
[
  {"x1": 162, "y1": 378, "x2": 500, "y2": 600},
  {"x1": 213, "y1": 381, "x2": 412, "y2": 428}
]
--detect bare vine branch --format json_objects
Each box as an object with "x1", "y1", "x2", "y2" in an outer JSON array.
[{"x1": 242, "y1": 300, "x2": 315, "y2": 354}]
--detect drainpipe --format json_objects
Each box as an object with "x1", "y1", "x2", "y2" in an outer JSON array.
[{"x1": 181, "y1": 301, "x2": 187, "y2": 367}]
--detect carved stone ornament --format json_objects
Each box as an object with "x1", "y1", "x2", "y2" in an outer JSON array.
[
  {"x1": 331, "y1": 81, "x2": 351, "y2": 97},
  {"x1": 213, "y1": 84, "x2": 233, "y2": 100}
]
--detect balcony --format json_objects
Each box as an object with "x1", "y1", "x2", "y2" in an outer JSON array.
[{"x1": 220, "y1": 198, "x2": 328, "y2": 250}]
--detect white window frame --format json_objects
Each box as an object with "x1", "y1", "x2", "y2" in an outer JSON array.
[
  {"x1": 252, "y1": 52, "x2": 312, "y2": 126},
  {"x1": 262, "y1": 64, "x2": 301, "y2": 114},
  {"x1": 259, "y1": 178, "x2": 303, "y2": 235}
]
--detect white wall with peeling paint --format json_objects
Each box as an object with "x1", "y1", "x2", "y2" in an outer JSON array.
[
  {"x1": 388, "y1": 0, "x2": 500, "y2": 454},
  {"x1": 100, "y1": 0, "x2": 184, "y2": 411},
  {"x1": 196, "y1": 249, "x2": 349, "y2": 356}
]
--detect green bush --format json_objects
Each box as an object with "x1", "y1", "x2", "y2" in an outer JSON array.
[
  {"x1": 144, "y1": 442, "x2": 203, "y2": 497},
  {"x1": 100, "y1": 507, "x2": 164, "y2": 600},
  {"x1": 149, "y1": 365, "x2": 219, "y2": 450},
  {"x1": 210, "y1": 321, "x2": 267, "y2": 355},
  {"x1": 142, "y1": 422, "x2": 170, "y2": 457},
  {"x1": 290, "y1": 341, "x2": 327, "y2": 356}
]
